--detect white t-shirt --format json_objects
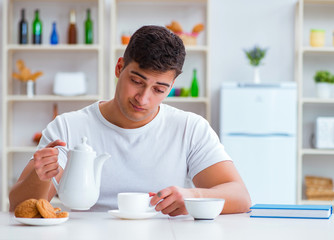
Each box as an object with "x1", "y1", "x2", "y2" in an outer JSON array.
[{"x1": 38, "y1": 101, "x2": 231, "y2": 211}]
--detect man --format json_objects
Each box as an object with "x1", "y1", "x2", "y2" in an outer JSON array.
[{"x1": 9, "y1": 25, "x2": 251, "y2": 215}]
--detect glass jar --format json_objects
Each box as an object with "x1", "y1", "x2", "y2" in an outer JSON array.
[{"x1": 310, "y1": 29, "x2": 325, "y2": 47}]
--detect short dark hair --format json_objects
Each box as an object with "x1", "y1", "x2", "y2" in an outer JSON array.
[{"x1": 123, "y1": 25, "x2": 186, "y2": 78}]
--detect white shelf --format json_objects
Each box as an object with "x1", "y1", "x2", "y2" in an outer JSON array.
[
  {"x1": 7, "y1": 44, "x2": 101, "y2": 52},
  {"x1": 296, "y1": 0, "x2": 334, "y2": 206},
  {"x1": 13, "y1": 0, "x2": 99, "y2": 2},
  {"x1": 1, "y1": 0, "x2": 105, "y2": 211},
  {"x1": 303, "y1": 46, "x2": 334, "y2": 54},
  {"x1": 302, "y1": 98, "x2": 334, "y2": 104},
  {"x1": 164, "y1": 97, "x2": 209, "y2": 103},
  {"x1": 111, "y1": 0, "x2": 211, "y2": 121},
  {"x1": 304, "y1": 0, "x2": 334, "y2": 4},
  {"x1": 6, "y1": 95, "x2": 101, "y2": 102},
  {"x1": 116, "y1": 0, "x2": 207, "y2": 3},
  {"x1": 7, "y1": 147, "x2": 37, "y2": 153},
  {"x1": 302, "y1": 148, "x2": 334, "y2": 155},
  {"x1": 300, "y1": 199, "x2": 334, "y2": 205},
  {"x1": 115, "y1": 45, "x2": 208, "y2": 53}
]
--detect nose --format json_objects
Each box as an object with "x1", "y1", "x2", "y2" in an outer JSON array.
[{"x1": 134, "y1": 88, "x2": 150, "y2": 105}]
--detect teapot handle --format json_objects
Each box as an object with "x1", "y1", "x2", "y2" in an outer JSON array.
[{"x1": 52, "y1": 177, "x2": 59, "y2": 192}]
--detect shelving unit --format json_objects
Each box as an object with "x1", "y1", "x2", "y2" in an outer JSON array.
[
  {"x1": 1, "y1": 0, "x2": 104, "y2": 210},
  {"x1": 296, "y1": 0, "x2": 334, "y2": 205},
  {"x1": 110, "y1": 0, "x2": 211, "y2": 121}
]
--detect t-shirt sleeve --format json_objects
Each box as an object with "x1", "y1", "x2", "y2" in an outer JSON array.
[
  {"x1": 36, "y1": 115, "x2": 69, "y2": 169},
  {"x1": 186, "y1": 115, "x2": 232, "y2": 180}
]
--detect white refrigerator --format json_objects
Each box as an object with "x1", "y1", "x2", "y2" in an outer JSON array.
[{"x1": 220, "y1": 82, "x2": 297, "y2": 204}]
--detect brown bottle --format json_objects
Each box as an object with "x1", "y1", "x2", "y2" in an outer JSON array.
[{"x1": 68, "y1": 10, "x2": 77, "y2": 44}]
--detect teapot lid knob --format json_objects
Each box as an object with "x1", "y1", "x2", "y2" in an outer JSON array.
[{"x1": 74, "y1": 136, "x2": 94, "y2": 152}]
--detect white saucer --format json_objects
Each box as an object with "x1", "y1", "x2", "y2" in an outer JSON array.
[
  {"x1": 14, "y1": 217, "x2": 69, "y2": 226},
  {"x1": 108, "y1": 210, "x2": 158, "y2": 220}
]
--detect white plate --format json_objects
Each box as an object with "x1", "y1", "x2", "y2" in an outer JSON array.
[
  {"x1": 14, "y1": 217, "x2": 69, "y2": 226},
  {"x1": 108, "y1": 210, "x2": 158, "y2": 220}
]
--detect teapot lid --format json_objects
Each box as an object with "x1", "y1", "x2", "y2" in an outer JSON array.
[{"x1": 74, "y1": 137, "x2": 94, "y2": 152}]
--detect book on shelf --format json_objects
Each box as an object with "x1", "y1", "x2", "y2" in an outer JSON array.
[{"x1": 250, "y1": 204, "x2": 332, "y2": 219}]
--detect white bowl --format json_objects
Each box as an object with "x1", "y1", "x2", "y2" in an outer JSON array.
[{"x1": 184, "y1": 198, "x2": 225, "y2": 220}]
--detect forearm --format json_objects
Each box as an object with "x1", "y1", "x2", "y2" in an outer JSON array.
[
  {"x1": 9, "y1": 170, "x2": 53, "y2": 211},
  {"x1": 190, "y1": 182, "x2": 252, "y2": 214}
]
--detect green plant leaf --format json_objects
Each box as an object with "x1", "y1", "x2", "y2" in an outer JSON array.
[
  {"x1": 244, "y1": 45, "x2": 268, "y2": 66},
  {"x1": 314, "y1": 70, "x2": 334, "y2": 84}
]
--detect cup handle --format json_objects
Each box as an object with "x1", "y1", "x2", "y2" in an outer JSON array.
[{"x1": 149, "y1": 196, "x2": 157, "y2": 212}]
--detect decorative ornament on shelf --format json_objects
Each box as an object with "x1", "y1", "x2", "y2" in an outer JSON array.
[
  {"x1": 12, "y1": 59, "x2": 43, "y2": 98},
  {"x1": 314, "y1": 70, "x2": 334, "y2": 99},
  {"x1": 166, "y1": 21, "x2": 204, "y2": 45},
  {"x1": 50, "y1": 21, "x2": 59, "y2": 45},
  {"x1": 244, "y1": 45, "x2": 268, "y2": 84}
]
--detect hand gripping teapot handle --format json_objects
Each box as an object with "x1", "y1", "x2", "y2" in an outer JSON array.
[{"x1": 52, "y1": 177, "x2": 59, "y2": 192}]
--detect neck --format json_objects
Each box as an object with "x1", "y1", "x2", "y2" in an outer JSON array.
[{"x1": 99, "y1": 100, "x2": 159, "y2": 129}]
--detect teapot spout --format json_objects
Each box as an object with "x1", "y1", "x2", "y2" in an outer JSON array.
[{"x1": 94, "y1": 153, "x2": 110, "y2": 189}]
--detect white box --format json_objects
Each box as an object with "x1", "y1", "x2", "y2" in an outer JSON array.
[
  {"x1": 53, "y1": 72, "x2": 87, "y2": 96},
  {"x1": 315, "y1": 117, "x2": 334, "y2": 149}
]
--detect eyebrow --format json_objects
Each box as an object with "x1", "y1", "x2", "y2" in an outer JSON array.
[{"x1": 130, "y1": 70, "x2": 171, "y2": 88}]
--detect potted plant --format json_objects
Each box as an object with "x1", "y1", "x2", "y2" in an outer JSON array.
[
  {"x1": 314, "y1": 70, "x2": 334, "y2": 98},
  {"x1": 244, "y1": 45, "x2": 268, "y2": 84}
]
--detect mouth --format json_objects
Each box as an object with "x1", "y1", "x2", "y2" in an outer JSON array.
[{"x1": 130, "y1": 101, "x2": 145, "y2": 112}]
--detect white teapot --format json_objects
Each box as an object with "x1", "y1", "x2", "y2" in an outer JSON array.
[{"x1": 52, "y1": 137, "x2": 110, "y2": 210}]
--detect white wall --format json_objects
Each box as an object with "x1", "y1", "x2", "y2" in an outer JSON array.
[
  {"x1": 0, "y1": 0, "x2": 298, "y2": 208},
  {"x1": 0, "y1": 0, "x2": 3, "y2": 208},
  {"x1": 210, "y1": 0, "x2": 297, "y2": 132}
]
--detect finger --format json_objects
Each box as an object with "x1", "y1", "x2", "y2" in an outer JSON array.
[
  {"x1": 151, "y1": 188, "x2": 173, "y2": 205},
  {"x1": 36, "y1": 162, "x2": 60, "y2": 180},
  {"x1": 149, "y1": 192, "x2": 156, "y2": 197},
  {"x1": 158, "y1": 200, "x2": 179, "y2": 215},
  {"x1": 46, "y1": 139, "x2": 66, "y2": 148},
  {"x1": 41, "y1": 167, "x2": 60, "y2": 180},
  {"x1": 155, "y1": 195, "x2": 175, "y2": 212},
  {"x1": 34, "y1": 148, "x2": 60, "y2": 160},
  {"x1": 168, "y1": 208, "x2": 186, "y2": 217},
  {"x1": 34, "y1": 155, "x2": 58, "y2": 168}
]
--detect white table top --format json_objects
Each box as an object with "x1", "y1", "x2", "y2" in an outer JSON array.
[{"x1": 1, "y1": 211, "x2": 333, "y2": 240}]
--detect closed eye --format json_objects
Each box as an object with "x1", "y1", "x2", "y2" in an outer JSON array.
[
  {"x1": 154, "y1": 87, "x2": 165, "y2": 94},
  {"x1": 131, "y1": 78, "x2": 142, "y2": 85}
]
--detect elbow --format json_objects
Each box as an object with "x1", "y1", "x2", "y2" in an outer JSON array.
[
  {"x1": 242, "y1": 195, "x2": 252, "y2": 213},
  {"x1": 239, "y1": 188, "x2": 252, "y2": 213}
]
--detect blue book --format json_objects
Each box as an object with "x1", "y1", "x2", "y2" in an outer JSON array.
[{"x1": 250, "y1": 204, "x2": 332, "y2": 219}]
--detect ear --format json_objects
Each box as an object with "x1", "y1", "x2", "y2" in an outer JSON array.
[
  {"x1": 171, "y1": 79, "x2": 175, "y2": 88},
  {"x1": 115, "y1": 57, "x2": 124, "y2": 78}
]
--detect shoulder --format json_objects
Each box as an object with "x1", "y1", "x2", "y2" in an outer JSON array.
[
  {"x1": 57, "y1": 102, "x2": 98, "y2": 122},
  {"x1": 160, "y1": 103, "x2": 204, "y2": 125}
]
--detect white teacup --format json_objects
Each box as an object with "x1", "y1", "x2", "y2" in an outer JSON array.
[{"x1": 118, "y1": 192, "x2": 154, "y2": 213}]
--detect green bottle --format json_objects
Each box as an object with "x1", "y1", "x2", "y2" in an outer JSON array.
[
  {"x1": 190, "y1": 69, "x2": 199, "y2": 97},
  {"x1": 32, "y1": 9, "x2": 42, "y2": 44},
  {"x1": 85, "y1": 9, "x2": 93, "y2": 44}
]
